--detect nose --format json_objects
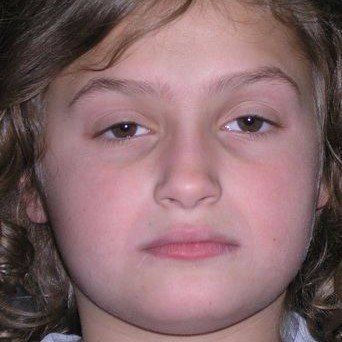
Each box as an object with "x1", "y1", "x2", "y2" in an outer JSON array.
[{"x1": 154, "y1": 132, "x2": 222, "y2": 210}]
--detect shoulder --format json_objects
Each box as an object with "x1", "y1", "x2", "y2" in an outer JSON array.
[
  {"x1": 40, "y1": 333, "x2": 81, "y2": 342},
  {"x1": 282, "y1": 311, "x2": 317, "y2": 342}
]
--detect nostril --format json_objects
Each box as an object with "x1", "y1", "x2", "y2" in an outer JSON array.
[{"x1": 154, "y1": 170, "x2": 222, "y2": 209}]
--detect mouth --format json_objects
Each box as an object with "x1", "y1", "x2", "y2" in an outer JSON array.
[
  {"x1": 142, "y1": 241, "x2": 236, "y2": 260},
  {"x1": 140, "y1": 226, "x2": 239, "y2": 260}
]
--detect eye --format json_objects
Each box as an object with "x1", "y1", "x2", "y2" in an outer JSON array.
[
  {"x1": 102, "y1": 121, "x2": 150, "y2": 141},
  {"x1": 224, "y1": 115, "x2": 273, "y2": 134}
]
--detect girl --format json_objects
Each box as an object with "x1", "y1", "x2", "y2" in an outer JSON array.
[{"x1": 0, "y1": 1, "x2": 341, "y2": 341}]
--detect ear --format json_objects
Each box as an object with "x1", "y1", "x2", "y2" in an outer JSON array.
[
  {"x1": 25, "y1": 189, "x2": 48, "y2": 224},
  {"x1": 316, "y1": 179, "x2": 329, "y2": 211}
]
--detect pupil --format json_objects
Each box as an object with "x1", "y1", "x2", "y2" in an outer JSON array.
[
  {"x1": 112, "y1": 122, "x2": 138, "y2": 138},
  {"x1": 237, "y1": 116, "x2": 263, "y2": 132}
]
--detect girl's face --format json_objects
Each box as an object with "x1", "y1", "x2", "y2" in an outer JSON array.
[{"x1": 30, "y1": 2, "x2": 326, "y2": 338}]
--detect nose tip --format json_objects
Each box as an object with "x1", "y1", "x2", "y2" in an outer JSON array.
[{"x1": 154, "y1": 170, "x2": 221, "y2": 209}]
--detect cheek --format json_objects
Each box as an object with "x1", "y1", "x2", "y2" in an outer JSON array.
[
  {"x1": 41, "y1": 151, "x2": 149, "y2": 276},
  {"x1": 230, "y1": 139, "x2": 319, "y2": 280}
]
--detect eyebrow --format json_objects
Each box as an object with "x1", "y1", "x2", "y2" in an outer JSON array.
[{"x1": 68, "y1": 66, "x2": 300, "y2": 108}]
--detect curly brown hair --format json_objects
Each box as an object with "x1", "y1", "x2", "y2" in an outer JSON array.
[{"x1": 0, "y1": 0, "x2": 341, "y2": 341}]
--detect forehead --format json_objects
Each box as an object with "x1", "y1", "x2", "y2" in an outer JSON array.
[{"x1": 48, "y1": 1, "x2": 313, "y2": 106}]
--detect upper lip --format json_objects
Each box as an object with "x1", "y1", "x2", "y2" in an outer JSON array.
[{"x1": 140, "y1": 224, "x2": 238, "y2": 250}]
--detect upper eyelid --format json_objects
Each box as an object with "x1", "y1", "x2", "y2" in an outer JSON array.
[
  {"x1": 225, "y1": 103, "x2": 278, "y2": 117},
  {"x1": 222, "y1": 105, "x2": 282, "y2": 128},
  {"x1": 94, "y1": 118, "x2": 151, "y2": 136},
  {"x1": 91, "y1": 100, "x2": 279, "y2": 126},
  {"x1": 94, "y1": 102, "x2": 281, "y2": 136}
]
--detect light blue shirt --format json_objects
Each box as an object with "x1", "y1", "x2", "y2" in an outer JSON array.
[{"x1": 40, "y1": 312, "x2": 316, "y2": 342}]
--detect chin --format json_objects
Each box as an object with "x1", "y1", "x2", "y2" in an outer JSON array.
[{"x1": 110, "y1": 299, "x2": 249, "y2": 336}]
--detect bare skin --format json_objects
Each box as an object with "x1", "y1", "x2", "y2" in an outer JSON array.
[{"x1": 28, "y1": 2, "x2": 327, "y2": 341}]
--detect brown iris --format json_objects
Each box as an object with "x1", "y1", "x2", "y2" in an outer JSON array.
[
  {"x1": 110, "y1": 122, "x2": 138, "y2": 139},
  {"x1": 237, "y1": 116, "x2": 264, "y2": 132}
]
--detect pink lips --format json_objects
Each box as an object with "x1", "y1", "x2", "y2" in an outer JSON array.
[{"x1": 141, "y1": 226, "x2": 238, "y2": 260}]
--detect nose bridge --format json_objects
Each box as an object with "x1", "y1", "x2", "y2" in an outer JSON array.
[
  {"x1": 167, "y1": 123, "x2": 207, "y2": 165},
  {"x1": 154, "y1": 122, "x2": 221, "y2": 209}
]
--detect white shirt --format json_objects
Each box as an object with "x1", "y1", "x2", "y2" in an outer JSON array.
[{"x1": 40, "y1": 312, "x2": 316, "y2": 342}]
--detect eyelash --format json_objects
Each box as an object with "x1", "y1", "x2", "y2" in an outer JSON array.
[
  {"x1": 98, "y1": 115, "x2": 278, "y2": 146},
  {"x1": 223, "y1": 115, "x2": 277, "y2": 141}
]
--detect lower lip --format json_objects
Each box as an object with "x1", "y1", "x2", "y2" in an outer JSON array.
[{"x1": 144, "y1": 242, "x2": 235, "y2": 260}]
